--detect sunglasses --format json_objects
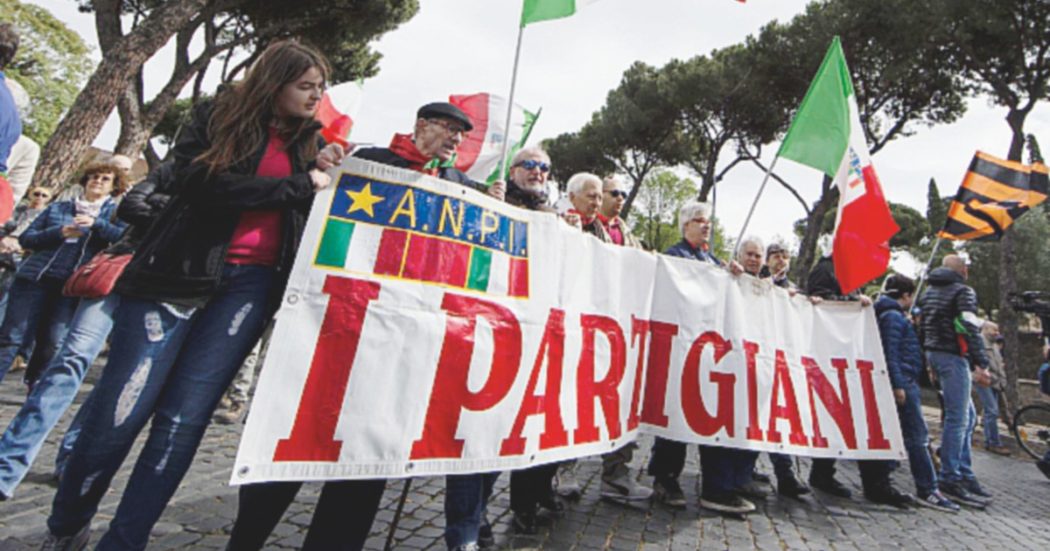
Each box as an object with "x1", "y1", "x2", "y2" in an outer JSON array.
[
  {"x1": 31, "y1": 191, "x2": 51, "y2": 198},
  {"x1": 607, "y1": 189, "x2": 628, "y2": 199},
  {"x1": 514, "y1": 159, "x2": 550, "y2": 173}
]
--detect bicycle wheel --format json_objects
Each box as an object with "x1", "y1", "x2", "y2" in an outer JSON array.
[{"x1": 1011, "y1": 404, "x2": 1050, "y2": 461}]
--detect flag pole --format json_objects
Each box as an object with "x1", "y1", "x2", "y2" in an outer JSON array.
[
  {"x1": 913, "y1": 236, "x2": 944, "y2": 301},
  {"x1": 496, "y1": 25, "x2": 526, "y2": 183},
  {"x1": 733, "y1": 155, "x2": 781, "y2": 256}
]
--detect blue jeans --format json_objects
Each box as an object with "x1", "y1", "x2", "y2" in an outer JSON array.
[
  {"x1": 896, "y1": 379, "x2": 937, "y2": 496},
  {"x1": 47, "y1": 264, "x2": 276, "y2": 549},
  {"x1": 974, "y1": 384, "x2": 1002, "y2": 447},
  {"x1": 0, "y1": 295, "x2": 119, "y2": 498},
  {"x1": 700, "y1": 445, "x2": 757, "y2": 496},
  {"x1": 928, "y1": 351, "x2": 977, "y2": 483},
  {"x1": 445, "y1": 472, "x2": 498, "y2": 550},
  {"x1": 0, "y1": 277, "x2": 78, "y2": 383}
]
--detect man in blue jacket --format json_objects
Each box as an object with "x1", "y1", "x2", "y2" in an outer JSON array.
[
  {"x1": 0, "y1": 24, "x2": 23, "y2": 224},
  {"x1": 876, "y1": 275, "x2": 959, "y2": 512}
]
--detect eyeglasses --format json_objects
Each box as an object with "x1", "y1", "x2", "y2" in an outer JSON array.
[
  {"x1": 31, "y1": 191, "x2": 51, "y2": 198},
  {"x1": 606, "y1": 189, "x2": 628, "y2": 199},
  {"x1": 427, "y1": 118, "x2": 469, "y2": 136},
  {"x1": 513, "y1": 159, "x2": 550, "y2": 173}
]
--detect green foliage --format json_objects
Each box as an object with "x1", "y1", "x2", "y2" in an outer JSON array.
[
  {"x1": 791, "y1": 200, "x2": 928, "y2": 250},
  {"x1": 926, "y1": 178, "x2": 949, "y2": 232},
  {"x1": 629, "y1": 170, "x2": 697, "y2": 251},
  {"x1": 0, "y1": 0, "x2": 93, "y2": 144},
  {"x1": 151, "y1": 95, "x2": 205, "y2": 147}
]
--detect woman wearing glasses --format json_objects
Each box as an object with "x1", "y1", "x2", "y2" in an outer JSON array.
[
  {"x1": 0, "y1": 186, "x2": 53, "y2": 322},
  {"x1": 0, "y1": 164, "x2": 128, "y2": 387}
]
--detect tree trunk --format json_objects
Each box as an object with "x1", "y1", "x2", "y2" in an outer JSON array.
[
  {"x1": 30, "y1": 0, "x2": 209, "y2": 190},
  {"x1": 999, "y1": 109, "x2": 1028, "y2": 412},
  {"x1": 792, "y1": 176, "x2": 836, "y2": 285}
]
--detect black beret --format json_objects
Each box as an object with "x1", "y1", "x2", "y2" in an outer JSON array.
[{"x1": 417, "y1": 102, "x2": 474, "y2": 131}]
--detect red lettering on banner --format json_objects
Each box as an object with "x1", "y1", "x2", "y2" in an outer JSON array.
[
  {"x1": 273, "y1": 277, "x2": 380, "y2": 462},
  {"x1": 626, "y1": 317, "x2": 649, "y2": 431},
  {"x1": 680, "y1": 331, "x2": 735, "y2": 437},
  {"x1": 640, "y1": 321, "x2": 678, "y2": 427},
  {"x1": 500, "y1": 309, "x2": 569, "y2": 455},
  {"x1": 803, "y1": 357, "x2": 857, "y2": 450},
  {"x1": 857, "y1": 359, "x2": 891, "y2": 450},
  {"x1": 766, "y1": 350, "x2": 809, "y2": 446},
  {"x1": 409, "y1": 294, "x2": 522, "y2": 459},
  {"x1": 743, "y1": 340, "x2": 763, "y2": 441},
  {"x1": 574, "y1": 315, "x2": 627, "y2": 444}
]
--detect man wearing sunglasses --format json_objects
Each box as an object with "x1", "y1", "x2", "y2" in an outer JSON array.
[
  {"x1": 598, "y1": 175, "x2": 641, "y2": 248},
  {"x1": 505, "y1": 147, "x2": 554, "y2": 212}
]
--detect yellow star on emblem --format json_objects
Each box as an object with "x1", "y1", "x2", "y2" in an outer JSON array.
[{"x1": 346, "y1": 183, "x2": 384, "y2": 218}]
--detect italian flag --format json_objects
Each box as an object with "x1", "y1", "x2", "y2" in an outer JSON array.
[
  {"x1": 778, "y1": 37, "x2": 899, "y2": 295},
  {"x1": 315, "y1": 80, "x2": 364, "y2": 148},
  {"x1": 450, "y1": 93, "x2": 539, "y2": 184}
]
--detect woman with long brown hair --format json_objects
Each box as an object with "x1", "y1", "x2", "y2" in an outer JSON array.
[{"x1": 41, "y1": 40, "x2": 344, "y2": 550}]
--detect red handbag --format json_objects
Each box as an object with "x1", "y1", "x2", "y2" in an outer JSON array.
[{"x1": 62, "y1": 252, "x2": 133, "y2": 298}]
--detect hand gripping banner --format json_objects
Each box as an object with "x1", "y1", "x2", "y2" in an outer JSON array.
[{"x1": 231, "y1": 158, "x2": 904, "y2": 484}]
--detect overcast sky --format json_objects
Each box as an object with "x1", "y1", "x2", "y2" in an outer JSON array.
[{"x1": 26, "y1": 0, "x2": 1050, "y2": 275}]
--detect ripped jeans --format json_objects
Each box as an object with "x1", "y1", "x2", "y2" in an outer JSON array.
[{"x1": 47, "y1": 264, "x2": 276, "y2": 550}]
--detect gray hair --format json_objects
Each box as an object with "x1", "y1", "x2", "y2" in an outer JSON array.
[
  {"x1": 567, "y1": 172, "x2": 602, "y2": 195},
  {"x1": 677, "y1": 201, "x2": 713, "y2": 236},
  {"x1": 736, "y1": 235, "x2": 764, "y2": 262},
  {"x1": 511, "y1": 146, "x2": 550, "y2": 167}
]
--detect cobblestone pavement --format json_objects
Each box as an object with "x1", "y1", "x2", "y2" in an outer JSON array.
[{"x1": 2, "y1": 372, "x2": 1049, "y2": 550}]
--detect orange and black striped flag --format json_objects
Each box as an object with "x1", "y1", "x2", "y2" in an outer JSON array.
[{"x1": 938, "y1": 151, "x2": 1049, "y2": 241}]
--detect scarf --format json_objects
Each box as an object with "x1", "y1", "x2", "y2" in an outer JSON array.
[
  {"x1": 388, "y1": 133, "x2": 456, "y2": 176},
  {"x1": 75, "y1": 195, "x2": 107, "y2": 218}
]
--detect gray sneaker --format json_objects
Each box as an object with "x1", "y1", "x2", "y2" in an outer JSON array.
[
  {"x1": 601, "y1": 473, "x2": 653, "y2": 501},
  {"x1": 555, "y1": 461, "x2": 581, "y2": 500},
  {"x1": 40, "y1": 525, "x2": 89, "y2": 551},
  {"x1": 652, "y1": 477, "x2": 687, "y2": 508}
]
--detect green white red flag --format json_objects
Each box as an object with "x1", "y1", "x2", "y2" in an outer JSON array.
[
  {"x1": 450, "y1": 93, "x2": 539, "y2": 184},
  {"x1": 778, "y1": 37, "x2": 898, "y2": 295},
  {"x1": 316, "y1": 81, "x2": 364, "y2": 148}
]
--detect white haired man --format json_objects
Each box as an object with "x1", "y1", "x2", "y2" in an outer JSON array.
[{"x1": 647, "y1": 202, "x2": 756, "y2": 515}]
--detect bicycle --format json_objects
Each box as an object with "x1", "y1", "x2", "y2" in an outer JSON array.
[{"x1": 1010, "y1": 402, "x2": 1050, "y2": 461}]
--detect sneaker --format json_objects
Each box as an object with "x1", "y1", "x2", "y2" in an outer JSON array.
[
  {"x1": 810, "y1": 475, "x2": 852, "y2": 498},
  {"x1": 916, "y1": 490, "x2": 961, "y2": 513},
  {"x1": 213, "y1": 401, "x2": 246, "y2": 425},
  {"x1": 864, "y1": 486, "x2": 912, "y2": 509},
  {"x1": 939, "y1": 480, "x2": 987, "y2": 509},
  {"x1": 700, "y1": 492, "x2": 756, "y2": 514},
  {"x1": 962, "y1": 478, "x2": 993, "y2": 501},
  {"x1": 8, "y1": 354, "x2": 26, "y2": 373},
  {"x1": 40, "y1": 525, "x2": 90, "y2": 551},
  {"x1": 985, "y1": 444, "x2": 1011, "y2": 456},
  {"x1": 554, "y1": 462, "x2": 581, "y2": 500},
  {"x1": 601, "y1": 473, "x2": 654, "y2": 501},
  {"x1": 511, "y1": 509, "x2": 538, "y2": 535},
  {"x1": 734, "y1": 481, "x2": 771, "y2": 501},
  {"x1": 537, "y1": 491, "x2": 565, "y2": 513},
  {"x1": 478, "y1": 523, "x2": 495, "y2": 549},
  {"x1": 652, "y1": 477, "x2": 687, "y2": 509},
  {"x1": 777, "y1": 475, "x2": 811, "y2": 498},
  {"x1": 1037, "y1": 459, "x2": 1050, "y2": 480}
]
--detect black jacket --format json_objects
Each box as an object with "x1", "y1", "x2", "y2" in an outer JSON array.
[
  {"x1": 805, "y1": 256, "x2": 860, "y2": 301},
  {"x1": 115, "y1": 101, "x2": 321, "y2": 308},
  {"x1": 352, "y1": 147, "x2": 485, "y2": 192},
  {"x1": 109, "y1": 161, "x2": 176, "y2": 255},
  {"x1": 917, "y1": 267, "x2": 988, "y2": 368}
]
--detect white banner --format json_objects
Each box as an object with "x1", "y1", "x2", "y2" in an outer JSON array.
[{"x1": 231, "y1": 158, "x2": 904, "y2": 485}]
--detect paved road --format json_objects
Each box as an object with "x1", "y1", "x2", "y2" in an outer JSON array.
[{"x1": 2, "y1": 373, "x2": 1049, "y2": 550}]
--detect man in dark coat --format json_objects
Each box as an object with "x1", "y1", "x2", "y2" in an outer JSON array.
[{"x1": 918, "y1": 254, "x2": 994, "y2": 508}]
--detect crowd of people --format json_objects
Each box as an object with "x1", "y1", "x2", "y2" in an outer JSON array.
[{"x1": 0, "y1": 34, "x2": 1044, "y2": 551}]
